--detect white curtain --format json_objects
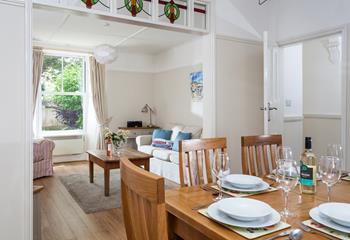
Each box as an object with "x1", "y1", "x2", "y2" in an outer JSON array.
[
  {"x1": 89, "y1": 56, "x2": 111, "y2": 149},
  {"x1": 33, "y1": 48, "x2": 44, "y2": 117}
]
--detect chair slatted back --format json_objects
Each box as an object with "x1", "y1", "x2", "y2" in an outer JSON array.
[
  {"x1": 179, "y1": 138, "x2": 227, "y2": 187},
  {"x1": 121, "y1": 158, "x2": 168, "y2": 240},
  {"x1": 241, "y1": 135, "x2": 282, "y2": 177}
]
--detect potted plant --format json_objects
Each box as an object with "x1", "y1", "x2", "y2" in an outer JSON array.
[{"x1": 103, "y1": 128, "x2": 128, "y2": 156}]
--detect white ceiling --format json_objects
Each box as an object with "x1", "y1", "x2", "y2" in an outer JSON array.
[{"x1": 33, "y1": 8, "x2": 198, "y2": 55}]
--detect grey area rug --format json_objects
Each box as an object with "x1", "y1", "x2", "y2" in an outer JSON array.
[{"x1": 59, "y1": 170, "x2": 178, "y2": 214}]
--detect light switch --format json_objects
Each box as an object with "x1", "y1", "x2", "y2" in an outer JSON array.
[{"x1": 285, "y1": 99, "x2": 292, "y2": 107}]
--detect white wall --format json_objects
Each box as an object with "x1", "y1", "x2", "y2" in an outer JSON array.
[
  {"x1": 0, "y1": 1, "x2": 31, "y2": 239},
  {"x1": 153, "y1": 64, "x2": 203, "y2": 127},
  {"x1": 283, "y1": 119, "x2": 303, "y2": 157},
  {"x1": 106, "y1": 51, "x2": 155, "y2": 73},
  {"x1": 302, "y1": 35, "x2": 342, "y2": 156},
  {"x1": 282, "y1": 35, "x2": 342, "y2": 157},
  {"x1": 303, "y1": 36, "x2": 342, "y2": 115},
  {"x1": 282, "y1": 44, "x2": 303, "y2": 117},
  {"x1": 216, "y1": 36, "x2": 264, "y2": 173},
  {"x1": 280, "y1": 44, "x2": 304, "y2": 154},
  {"x1": 152, "y1": 37, "x2": 205, "y2": 129},
  {"x1": 269, "y1": 0, "x2": 350, "y2": 42},
  {"x1": 154, "y1": 37, "x2": 203, "y2": 73},
  {"x1": 106, "y1": 70, "x2": 155, "y2": 130},
  {"x1": 215, "y1": 0, "x2": 266, "y2": 41},
  {"x1": 216, "y1": 0, "x2": 350, "y2": 42}
]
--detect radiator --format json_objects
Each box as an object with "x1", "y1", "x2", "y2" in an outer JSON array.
[{"x1": 50, "y1": 136, "x2": 84, "y2": 156}]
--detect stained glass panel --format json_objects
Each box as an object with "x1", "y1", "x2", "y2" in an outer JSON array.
[
  {"x1": 159, "y1": 0, "x2": 188, "y2": 26},
  {"x1": 193, "y1": 2, "x2": 207, "y2": 30},
  {"x1": 34, "y1": 0, "x2": 111, "y2": 12},
  {"x1": 117, "y1": 0, "x2": 153, "y2": 19}
]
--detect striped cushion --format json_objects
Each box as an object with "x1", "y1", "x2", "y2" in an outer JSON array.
[{"x1": 151, "y1": 138, "x2": 173, "y2": 150}]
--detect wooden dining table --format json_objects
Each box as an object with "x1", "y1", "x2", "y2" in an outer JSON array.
[{"x1": 165, "y1": 180, "x2": 350, "y2": 240}]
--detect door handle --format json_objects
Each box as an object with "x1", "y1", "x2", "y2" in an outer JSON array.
[{"x1": 260, "y1": 102, "x2": 278, "y2": 122}]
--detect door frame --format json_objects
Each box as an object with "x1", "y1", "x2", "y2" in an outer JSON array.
[
  {"x1": 25, "y1": 1, "x2": 217, "y2": 239},
  {"x1": 277, "y1": 25, "x2": 349, "y2": 170}
]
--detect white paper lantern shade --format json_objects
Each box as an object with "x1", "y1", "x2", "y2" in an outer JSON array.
[{"x1": 93, "y1": 44, "x2": 119, "y2": 64}]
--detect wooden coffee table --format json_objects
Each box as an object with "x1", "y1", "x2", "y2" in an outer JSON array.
[{"x1": 87, "y1": 148, "x2": 152, "y2": 196}]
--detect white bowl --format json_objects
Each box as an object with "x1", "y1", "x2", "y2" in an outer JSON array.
[
  {"x1": 217, "y1": 198, "x2": 273, "y2": 222},
  {"x1": 319, "y1": 203, "x2": 350, "y2": 227},
  {"x1": 222, "y1": 180, "x2": 270, "y2": 193},
  {"x1": 208, "y1": 202, "x2": 280, "y2": 228},
  {"x1": 310, "y1": 207, "x2": 350, "y2": 233},
  {"x1": 224, "y1": 174, "x2": 263, "y2": 189}
]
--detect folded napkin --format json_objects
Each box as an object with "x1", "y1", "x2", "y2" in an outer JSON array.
[
  {"x1": 302, "y1": 219, "x2": 350, "y2": 240},
  {"x1": 210, "y1": 185, "x2": 278, "y2": 197},
  {"x1": 198, "y1": 208, "x2": 290, "y2": 239}
]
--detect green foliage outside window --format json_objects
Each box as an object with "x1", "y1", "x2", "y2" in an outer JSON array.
[{"x1": 41, "y1": 55, "x2": 84, "y2": 131}]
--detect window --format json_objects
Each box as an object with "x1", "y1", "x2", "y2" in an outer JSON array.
[{"x1": 38, "y1": 53, "x2": 86, "y2": 136}]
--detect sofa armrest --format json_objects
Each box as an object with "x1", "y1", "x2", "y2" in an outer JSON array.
[{"x1": 136, "y1": 135, "x2": 152, "y2": 147}]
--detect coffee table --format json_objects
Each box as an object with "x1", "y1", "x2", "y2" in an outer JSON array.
[{"x1": 87, "y1": 148, "x2": 152, "y2": 196}]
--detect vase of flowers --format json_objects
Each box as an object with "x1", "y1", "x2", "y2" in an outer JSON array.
[{"x1": 104, "y1": 128, "x2": 128, "y2": 156}]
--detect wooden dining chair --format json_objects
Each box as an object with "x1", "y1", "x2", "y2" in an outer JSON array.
[
  {"x1": 120, "y1": 157, "x2": 168, "y2": 240},
  {"x1": 241, "y1": 135, "x2": 282, "y2": 177},
  {"x1": 178, "y1": 138, "x2": 227, "y2": 187}
]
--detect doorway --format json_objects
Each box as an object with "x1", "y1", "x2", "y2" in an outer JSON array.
[{"x1": 279, "y1": 33, "x2": 344, "y2": 160}]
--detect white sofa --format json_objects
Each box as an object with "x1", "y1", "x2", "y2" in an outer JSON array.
[{"x1": 136, "y1": 123, "x2": 202, "y2": 184}]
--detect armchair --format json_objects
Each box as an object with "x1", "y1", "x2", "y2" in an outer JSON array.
[{"x1": 33, "y1": 139, "x2": 55, "y2": 179}]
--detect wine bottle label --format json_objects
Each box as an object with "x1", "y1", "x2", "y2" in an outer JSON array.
[
  {"x1": 107, "y1": 144, "x2": 112, "y2": 151},
  {"x1": 300, "y1": 161, "x2": 316, "y2": 186}
]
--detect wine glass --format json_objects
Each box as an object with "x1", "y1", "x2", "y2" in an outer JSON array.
[
  {"x1": 275, "y1": 146, "x2": 293, "y2": 183},
  {"x1": 276, "y1": 158, "x2": 299, "y2": 218},
  {"x1": 212, "y1": 152, "x2": 230, "y2": 201},
  {"x1": 318, "y1": 156, "x2": 342, "y2": 202},
  {"x1": 327, "y1": 144, "x2": 343, "y2": 160}
]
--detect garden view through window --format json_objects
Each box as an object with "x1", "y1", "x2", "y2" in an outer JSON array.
[{"x1": 40, "y1": 53, "x2": 86, "y2": 133}]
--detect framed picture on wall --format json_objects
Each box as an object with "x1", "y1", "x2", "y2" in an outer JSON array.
[{"x1": 190, "y1": 71, "x2": 203, "y2": 101}]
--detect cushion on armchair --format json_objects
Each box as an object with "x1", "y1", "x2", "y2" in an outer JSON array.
[
  {"x1": 151, "y1": 138, "x2": 173, "y2": 150},
  {"x1": 152, "y1": 129, "x2": 172, "y2": 140},
  {"x1": 172, "y1": 132, "x2": 192, "y2": 152}
]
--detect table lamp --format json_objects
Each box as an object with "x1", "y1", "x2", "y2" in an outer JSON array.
[{"x1": 141, "y1": 104, "x2": 154, "y2": 127}]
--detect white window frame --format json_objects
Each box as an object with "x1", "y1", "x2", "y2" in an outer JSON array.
[{"x1": 36, "y1": 50, "x2": 88, "y2": 138}]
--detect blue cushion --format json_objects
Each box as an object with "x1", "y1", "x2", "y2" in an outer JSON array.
[
  {"x1": 152, "y1": 129, "x2": 172, "y2": 140},
  {"x1": 172, "y1": 132, "x2": 192, "y2": 152}
]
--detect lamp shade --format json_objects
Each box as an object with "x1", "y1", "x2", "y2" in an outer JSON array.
[{"x1": 93, "y1": 44, "x2": 118, "y2": 64}]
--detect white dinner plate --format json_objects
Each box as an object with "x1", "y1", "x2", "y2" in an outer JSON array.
[
  {"x1": 318, "y1": 203, "x2": 350, "y2": 227},
  {"x1": 309, "y1": 207, "x2": 350, "y2": 234},
  {"x1": 222, "y1": 180, "x2": 270, "y2": 193},
  {"x1": 217, "y1": 198, "x2": 273, "y2": 222},
  {"x1": 224, "y1": 174, "x2": 263, "y2": 189},
  {"x1": 207, "y1": 201, "x2": 280, "y2": 228}
]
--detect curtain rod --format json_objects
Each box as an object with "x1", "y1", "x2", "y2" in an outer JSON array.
[{"x1": 34, "y1": 45, "x2": 93, "y2": 56}]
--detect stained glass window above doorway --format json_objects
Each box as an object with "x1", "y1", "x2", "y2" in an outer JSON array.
[
  {"x1": 116, "y1": 0, "x2": 153, "y2": 19},
  {"x1": 159, "y1": 0, "x2": 188, "y2": 26},
  {"x1": 193, "y1": 1, "x2": 207, "y2": 30}
]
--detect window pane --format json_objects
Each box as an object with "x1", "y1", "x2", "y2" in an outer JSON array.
[
  {"x1": 159, "y1": 0, "x2": 188, "y2": 26},
  {"x1": 41, "y1": 55, "x2": 62, "y2": 92},
  {"x1": 42, "y1": 95, "x2": 83, "y2": 131},
  {"x1": 194, "y1": 2, "x2": 207, "y2": 30},
  {"x1": 116, "y1": 0, "x2": 153, "y2": 19},
  {"x1": 63, "y1": 57, "x2": 84, "y2": 92}
]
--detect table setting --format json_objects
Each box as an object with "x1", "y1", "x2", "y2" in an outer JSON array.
[{"x1": 192, "y1": 144, "x2": 350, "y2": 240}]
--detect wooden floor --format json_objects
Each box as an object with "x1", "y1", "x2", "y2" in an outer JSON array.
[{"x1": 34, "y1": 161, "x2": 127, "y2": 240}]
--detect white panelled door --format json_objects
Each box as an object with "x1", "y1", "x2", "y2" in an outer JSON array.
[{"x1": 262, "y1": 31, "x2": 284, "y2": 135}]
